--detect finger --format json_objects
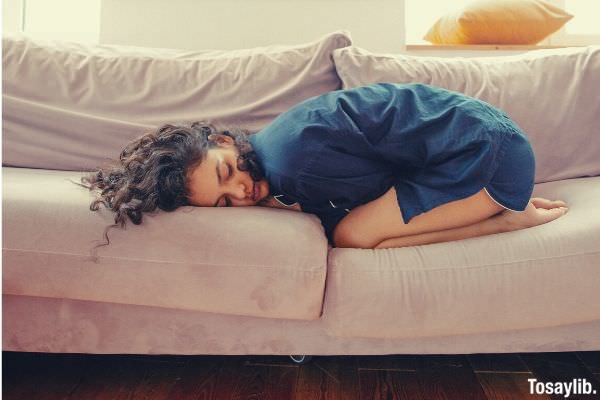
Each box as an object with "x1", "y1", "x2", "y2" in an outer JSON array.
[
  {"x1": 531, "y1": 197, "x2": 566, "y2": 204},
  {"x1": 531, "y1": 197, "x2": 563, "y2": 205},
  {"x1": 531, "y1": 198, "x2": 567, "y2": 209},
  {"x1": 538, "y1": 207, "x2": 569, "y2": 223}
]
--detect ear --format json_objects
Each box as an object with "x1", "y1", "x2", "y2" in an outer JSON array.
[{"x1": 208, "y1": 133, "x2": 235, "y2": 147}]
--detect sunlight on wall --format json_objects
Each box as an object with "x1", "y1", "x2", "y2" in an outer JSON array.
[
  {"x1": 3, "y1": 0, "x2": 597, "y2": 49},
  {"x1": 23, "y1": 0, "x2": 101, "y2": 42},
  {"x1": 99, "y1": 0, "x2": 404, "y2": 52},
  {"x1": 3, "y1": 0, "x2": 24, "y2": 34},
  {"x1": 564, "y1": 0, "x2": 595, "y2": 34},
  {"x1": 404, "y1": 0, "x2": 458, "y2": 44}
]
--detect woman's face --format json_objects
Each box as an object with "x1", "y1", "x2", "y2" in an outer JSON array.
[{"x1": 186, "y1": 141, "x2": 270, "y2": 207}]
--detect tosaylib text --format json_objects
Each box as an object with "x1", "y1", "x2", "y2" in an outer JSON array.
[{"x1": 528, "y1": 378, "x2": 596, "y2": 398}]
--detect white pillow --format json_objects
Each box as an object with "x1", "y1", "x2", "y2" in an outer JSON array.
[
  {"x1": 3, "y1": 31, "x2": 351, "y2": 171},
  {"x1": 333, "y1": 46, "x2": 600, "y2": 184}
]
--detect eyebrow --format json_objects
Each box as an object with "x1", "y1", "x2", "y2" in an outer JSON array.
[{"x1": 213, "y1": 159, "x2": 222, "y2": 207}]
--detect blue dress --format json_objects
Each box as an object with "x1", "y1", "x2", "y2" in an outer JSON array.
[{"x1": 248, "y1": 83, "x2": 535, "y2": 245}]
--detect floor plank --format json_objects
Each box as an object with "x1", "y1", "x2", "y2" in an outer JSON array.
[
  {"x1": 520, "y1": 352, "x2": 600, "y2": 400},
  {"x1": 577, "y1": 351, "x2": 600, "y2": 374},
  {"x1": 359, "y1": 369, "x2": 424, "y2": 400},
  {"x1": 416, "y1": 355, "x2": 488, "y2": 400},
  {"x1": 357, "y1": 354, "x2": 419, "y2": 371},
  {"x1": 358, "y1": 355, "x2": 488, "y2": 400},
  {"x1": 210, "y1": 355, "x2": 298, "y2": 399},
  {"x1": 295, "y1": 355, "x2": 359, "y2": 400},
  {"x1": 128, "y1": 356, "x2": 188, "y2": 399},
  {"x1": 67, "y1": 355, "x2": 149, "y2": 400},
  {"x1": 468, "y1": 353, "x2": 530, "y2": 373},
  {"x1": 243, "y1": 355, "x2": 300, "y2": 366},
  {"x1": 163, "y1": 355, "x2": 223, "y2": 399},
  {"x1": 475, "y1": 372, "x2": 551, "y2": 400},
  {"x1": 3, "y1": 353, "x2": 86, "y2": 400},
  {"x1": 5, "y1": 351, "x2": 600, "y2": 400}
]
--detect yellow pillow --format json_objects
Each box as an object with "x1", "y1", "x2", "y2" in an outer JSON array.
[{"x1": 424, "y1": 0, "x2": 574, "y2": 45}]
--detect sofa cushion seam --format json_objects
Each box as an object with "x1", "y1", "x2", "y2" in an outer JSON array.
[
  {"x1": 330, "y1": 250, "x2": 600, "y2": 273},
  {"x1": 3, "y1": 248, "x2": 326, "y2": 272}
]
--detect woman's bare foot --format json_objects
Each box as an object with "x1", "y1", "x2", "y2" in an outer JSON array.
[{"x1": 492, "y1": 197, "x2": 569, "y2": 232}]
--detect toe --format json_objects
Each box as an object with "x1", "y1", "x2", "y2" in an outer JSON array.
[{"x1": 531, "y1": 198, "x2": 567, "y2": 209}]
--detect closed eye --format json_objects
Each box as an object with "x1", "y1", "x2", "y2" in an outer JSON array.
[{"x1": 218, "y1": 163, "x2": 233, "y2": 207}]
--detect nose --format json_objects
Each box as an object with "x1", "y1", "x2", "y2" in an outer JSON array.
[{"x1": 226, "y1": 178, "x2": 253, "y2": 202}]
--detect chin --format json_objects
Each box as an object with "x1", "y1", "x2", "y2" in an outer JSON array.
[
  {"x1": 252, "y1": 181, "x2": 269, "y2": 205},
  {"x1": 258, "y1": 179, "x2": 269, "y2": 198}
]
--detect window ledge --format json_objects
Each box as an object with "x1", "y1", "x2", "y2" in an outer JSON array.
[{"x1": 406, "y1": 44, "x2": 585, "y2": 51}]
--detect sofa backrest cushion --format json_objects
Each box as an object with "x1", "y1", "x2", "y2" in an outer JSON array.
[
  {"x1": 333, "y1": 45, "x2": 600, "y2": 184},
  {"x1": 2, "y1": 31, "x2": 351, "y2": 171}
]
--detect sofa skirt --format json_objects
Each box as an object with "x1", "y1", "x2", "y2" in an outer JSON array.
[{"x1": 4, "y1": 294, "x2": 600, "y2": 355}]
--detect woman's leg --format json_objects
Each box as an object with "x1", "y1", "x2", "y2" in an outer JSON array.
[
  {"x1": 373, "y1": 215, "x2": 504, "y2": 249},
  {"x1": 333, "y1": 187, "x2": 505, "y2": 249},
  {"x1": 373, "y1": 197, "x2": 568, "y2": 249}
]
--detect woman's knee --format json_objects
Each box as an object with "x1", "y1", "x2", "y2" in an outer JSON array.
[
  {"x1": 332, "y1": 187, "x2": 504, "y2": 248},
  {"x1": 333, "y1": 222, "x2": 379, "y2": 249}
]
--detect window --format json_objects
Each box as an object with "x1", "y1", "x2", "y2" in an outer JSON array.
[{"x1": 405, "y1": 0, "x2": 600, "y2": 47}]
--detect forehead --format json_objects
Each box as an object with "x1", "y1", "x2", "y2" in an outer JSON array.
[{"x1": 187, "y1": 149, "x2": 223, "y2": 207}]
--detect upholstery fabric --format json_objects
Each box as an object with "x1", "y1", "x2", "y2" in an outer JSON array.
[
  {"x1": 4, "y1": 294, "x2": 600, "y2": 354},
  {"x1": 2, "y1": 31, "x2": 351, "y2": 171},
  {"x1": 2, "y1": 167, "x2": 328, "y2": 320},
  {"x1": 424, "y1": 0, "x2": 573, "y2": 45},
  {"x1": 332, "y1": 45, "x2": 600, "y2": 184}
]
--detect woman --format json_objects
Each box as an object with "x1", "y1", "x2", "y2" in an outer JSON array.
[{"x1": 82, "y1": 83, "x2": 568, "y2": 250}]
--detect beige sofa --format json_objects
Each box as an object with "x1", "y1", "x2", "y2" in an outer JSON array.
[{"x1": 3, "y1": 32, "x2": 600, "y2": 357}]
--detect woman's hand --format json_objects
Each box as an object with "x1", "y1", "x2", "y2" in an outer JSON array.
[
  {"x1": 492, "y1": 197, "x2": 569, "y2": 232},
  {"x1": 256, "y1": 195, "x2": 280, "y2": 208},
  {"x1": 256, "y1": 195, "x2": 302, "y2": 211}
]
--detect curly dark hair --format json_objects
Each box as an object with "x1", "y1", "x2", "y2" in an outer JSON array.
[{"x1": 76, "y1": 121, "x2": 264, "y2": 259}]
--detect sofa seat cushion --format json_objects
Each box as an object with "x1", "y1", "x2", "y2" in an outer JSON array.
[
  {"x1": 2, "y1": 167, "x2": 328, "y2": 320},
  {"x1": 323, "y1": 176, "x2": 600, "y2": 339}
]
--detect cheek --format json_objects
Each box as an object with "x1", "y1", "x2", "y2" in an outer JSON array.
[
  {"x1": 188, "y1": 194, "x2": 205, "y2": 207},
  {"x1": 257, "y1": 179, "x2": 270, "y2": 199}
]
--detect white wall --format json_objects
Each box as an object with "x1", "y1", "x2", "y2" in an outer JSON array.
[
  {"x1": 2, "y1": 0, "x2": 532, "y2": 57},
  {"x1": 2, "y1": 0, "x2": 24, "y2": 35},
  {"x1": 2, "y1": 0, "x2": 101, "y2": 42},
  {"x1": 99, "y1": 0, "x2": 405, "y2": 53}
]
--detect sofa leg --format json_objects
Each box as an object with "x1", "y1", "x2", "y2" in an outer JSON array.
[{"x1": 289, "y1": 355, "x2": 313, "y2": 364}]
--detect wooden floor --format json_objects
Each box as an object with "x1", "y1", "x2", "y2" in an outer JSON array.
[{"x1": 3, "y1": 351, "x2": 600, "y2": 399}]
